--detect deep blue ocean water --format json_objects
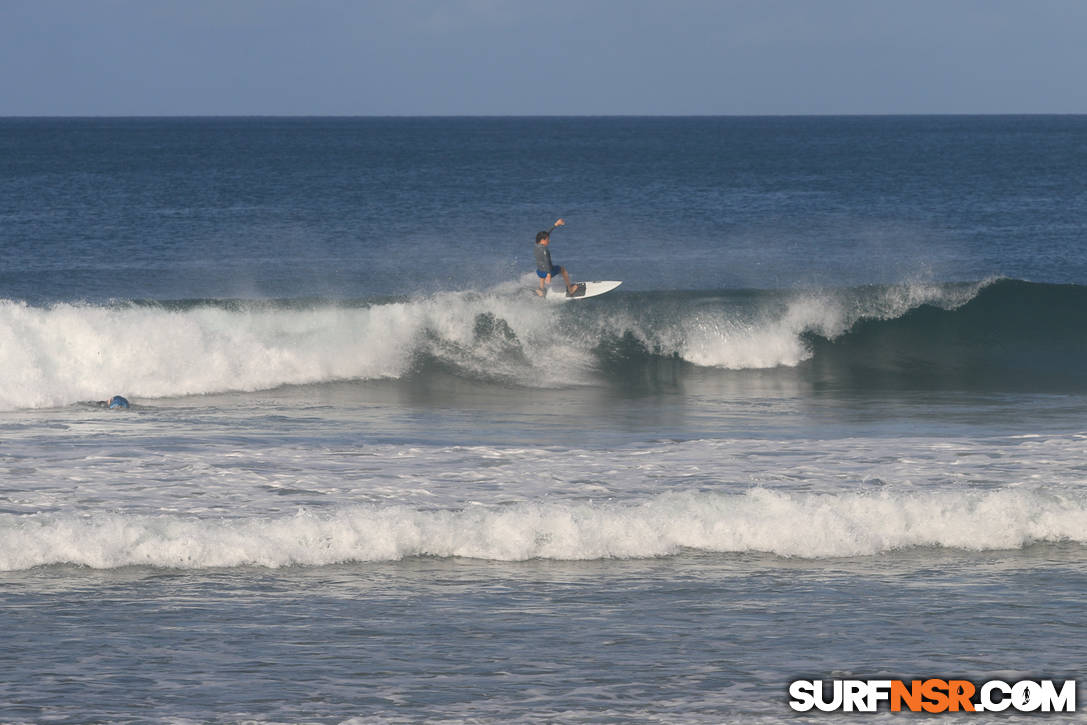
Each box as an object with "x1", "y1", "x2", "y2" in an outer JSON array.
[{"x1": 1, "y1": 116, "x2": 1085, "y2": 722}]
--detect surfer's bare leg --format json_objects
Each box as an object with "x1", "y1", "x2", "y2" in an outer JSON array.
[{"x1": 559, "y1": 266, "x2": 573, "y2": 294}]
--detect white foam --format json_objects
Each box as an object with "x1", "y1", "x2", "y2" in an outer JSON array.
[
  {"x1": 676, "y1": 297, "x2": 832, "y2": 369},
  {"x1": 671, "y1": 280, "x2": 991, "y2": 369},
  {"x1": 0, "y1": 290, "x2": 576, "y2": 410},
  {"x1": 2, "y1": 488, "x2": 1083, "y2": 570},
  {"x1": 0, "y1": 279, "x2": 995, "y2": 409}
]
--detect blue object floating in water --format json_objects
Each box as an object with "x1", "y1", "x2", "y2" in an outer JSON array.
[{"x1": 108, "y1": 395, "x2": 130, "y2": 409}]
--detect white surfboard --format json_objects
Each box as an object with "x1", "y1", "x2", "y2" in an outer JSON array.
[{"x1": 540, "y1": 280, "x2": 622, "y2": 302}]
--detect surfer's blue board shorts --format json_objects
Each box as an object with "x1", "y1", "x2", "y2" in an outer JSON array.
[{"x1": 537, "y1": 265, "x2": 562, "y2": 278}]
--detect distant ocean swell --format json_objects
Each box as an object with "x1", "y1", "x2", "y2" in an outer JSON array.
[
  {"x1": 3, "y1": 488, "x2": 1084, "y2": 570},
  {"x1": 1, "y1": 278, "x2": 1084, "y2": 410}
]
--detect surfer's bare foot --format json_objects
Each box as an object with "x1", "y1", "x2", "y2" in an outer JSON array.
[{"x1": 535, "y1": 288, "x2": 545, "y2": 297}]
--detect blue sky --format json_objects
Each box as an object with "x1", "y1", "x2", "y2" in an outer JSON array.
[{"x1": 2, "y1": 0, "x2": 1086, "y2": 115}]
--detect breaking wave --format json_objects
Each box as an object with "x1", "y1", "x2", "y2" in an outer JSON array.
[
  {"x1": 2, "y1": 488, "x2": 1084, "y2": 570},
  {"x1": 1, "y1": 277, "x2": 1084, "y2": 410}
]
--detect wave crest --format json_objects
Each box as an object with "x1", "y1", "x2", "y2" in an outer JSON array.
[
  {"x1": 4, "y1": 278, "x2": 1085, "y2": 409},
  {"x1": 3, "y1": 488, "x2": 1083, "y2": 570}
]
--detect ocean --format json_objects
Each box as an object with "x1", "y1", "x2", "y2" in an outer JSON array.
[{"x1": 1, "y1": 116, "x2": 1085, "y2": 722}]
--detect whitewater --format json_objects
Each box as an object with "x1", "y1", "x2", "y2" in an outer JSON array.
[
  {"x1": 0, "y1": 277, "x2": 993, "y2": 410},
  {"x1": 5, "y1": 487, "x2": 1086, "y2": 570}
]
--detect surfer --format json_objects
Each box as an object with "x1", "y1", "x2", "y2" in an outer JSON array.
[
  {"x1": 534, "y1": 218, "x2": 581, "y2": 297},
  {"x1": 96, "y1": 395, "x2": 130, "y2": 409}
]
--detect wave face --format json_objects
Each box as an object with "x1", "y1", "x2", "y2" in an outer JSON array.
[
  {"x1": 2, "y1": 488, "x2": 1083, "y2": 570},
  {"x1": 1, "y1": 278, "x2": 1084, "y2": 410},
  {"x1": 802, "y1": 279, "x2": 1087, "y2": 390}
]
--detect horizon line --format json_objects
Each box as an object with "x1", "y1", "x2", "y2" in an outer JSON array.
[{"x1": 3, "y1": 112, "x2": 1087, "y2": 120}]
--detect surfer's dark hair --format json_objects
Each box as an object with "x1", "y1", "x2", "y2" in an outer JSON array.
[{"x1": 536, "y1": 231, "x2": 550, "y2": 243}]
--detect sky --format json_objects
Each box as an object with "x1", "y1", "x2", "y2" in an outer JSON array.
[{"x1": 2, "y1": 0, "x2": 1086, "y2": 116}]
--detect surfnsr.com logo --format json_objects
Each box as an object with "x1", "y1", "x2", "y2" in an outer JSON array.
[{"x1": 789, "y1": 679, "x2": 1076, "y2": 713}]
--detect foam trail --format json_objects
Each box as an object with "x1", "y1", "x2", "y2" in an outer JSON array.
[{"x1": 3, "y1": 488, "x2": 1083, "y2": 570}]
